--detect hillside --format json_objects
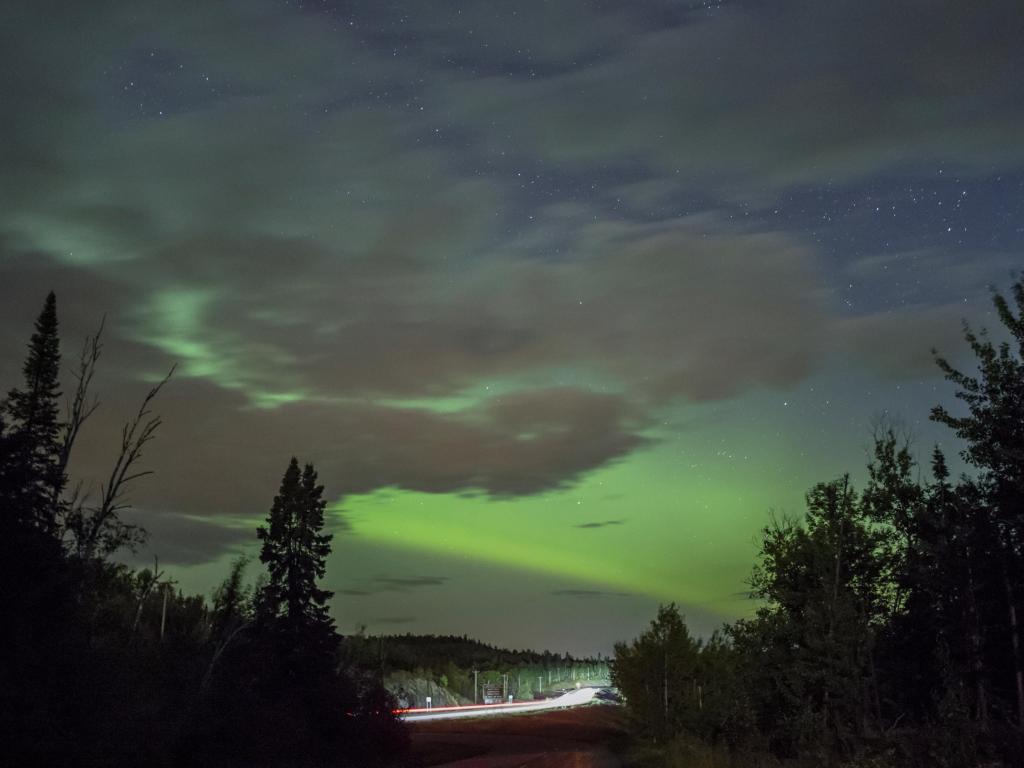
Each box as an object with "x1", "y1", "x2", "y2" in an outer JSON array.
[{"x1": 343, "y1": 633, "x2": 611, "y2": 707}]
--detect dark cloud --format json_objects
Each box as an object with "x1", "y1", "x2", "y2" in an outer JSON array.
[
  {"x1": 73, "y1": 215, "x2": 826, "y2": 406},
  {"x1": 574, "y1": 520, "x2": 625, "y2": 529},
  {"x1": 552, "y1": 589, "x2": 630, "y2": 599},
  {"x1": 119, "y1": 509, "x2": 253, "y2": 566},
  {"x1": 41, "y1": 362, "x2": 621, "y2": 514},
  {"x1": 373, "y1": 576, "x2": 449, "y2": 589},
  {"x1": 445, "y1": 0, "x2": 1024, "y2": 191},
  {"x1": 335, "y1": 576, "x2": 450, "y2": 597},
  {"x1": 71, "y1": 379, "x2": 647, "y2": 514}
]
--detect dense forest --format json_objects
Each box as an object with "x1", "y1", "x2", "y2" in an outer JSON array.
[
  {"x1": 0, "y1": 293, "x2": 406, "y2": 767},
  {"x1": 350, "y1": 632, "x2": 609, "y2": 706},
  {"x1": 613, "y1": 280, "x2": 1024, "y2": 768}
]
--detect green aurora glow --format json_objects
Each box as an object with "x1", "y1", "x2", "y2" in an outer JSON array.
[{"x1": 2, "y1": 0, "x2": 1021, "y2": 654}]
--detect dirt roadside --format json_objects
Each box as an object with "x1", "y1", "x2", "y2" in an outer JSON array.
[{"x1": 408, "y1": 704, "x2": 628, "y2": 768}]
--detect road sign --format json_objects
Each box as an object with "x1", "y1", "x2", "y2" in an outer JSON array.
[{"x1": 482, "y1": 683, "x2": 503, "y2": 704}]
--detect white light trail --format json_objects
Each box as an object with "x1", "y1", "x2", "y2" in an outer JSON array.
[{"x1": 398, "y1": 687, "x2": 598, "y2": 722}]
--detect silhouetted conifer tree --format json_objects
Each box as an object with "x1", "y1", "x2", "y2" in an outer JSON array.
[
  {"x1": 256, "y1": 457, "x2": 336, "y2": 676},
  {"x1": 192, "y1": 458, "x2": 409, "y2": 767},
  {"x1": 2, "y1": 291, "x2": 64, "y2": 533},
  {"x1": 0, "y1": 292, "x2": 82, "y2": 763}
]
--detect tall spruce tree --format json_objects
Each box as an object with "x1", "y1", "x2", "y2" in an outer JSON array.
[
  {"x1": 0, "y1": 292, "x2": 78, "y2": 762},
  {"x1": 1, "y1": 291, "x2": 64, "y2": 533},
  {"x1": 256, "y1": 457, "x2": 336, "y2": 675}
]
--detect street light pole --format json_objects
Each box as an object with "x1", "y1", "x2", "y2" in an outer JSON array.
[{"x1": 472, "y1": 670, "x2": 479, "y2": 704}]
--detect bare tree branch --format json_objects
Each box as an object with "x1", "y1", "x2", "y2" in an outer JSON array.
[
  {"x1": 77, "y1": 365, "x2": 175, "y2": 560},
  {"x1": 201, "y1": 621, "x2": 251, "y2": 692},
  {"x1": 131, "y1": 556, "x2": 164, "y2": 640},
  {"x1": 54, "y1": 318, "x2": 104, "y2": 525}
]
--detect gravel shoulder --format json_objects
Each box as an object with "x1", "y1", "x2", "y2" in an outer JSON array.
[{"x1": 409, "y1": 704, "x2": 627, "y2": 768}]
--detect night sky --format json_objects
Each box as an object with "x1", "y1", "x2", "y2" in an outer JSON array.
[{"x1": 2, "y1": 1, "x2": 1022, "y2": 655}]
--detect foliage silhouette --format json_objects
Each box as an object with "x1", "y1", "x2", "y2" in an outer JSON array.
[
  {"x1": 616, "y1": 279, "x2": 1024, "y2": 768},
  {"x1": 0, "y1": 294, "x2": 407, "y2": 767}
]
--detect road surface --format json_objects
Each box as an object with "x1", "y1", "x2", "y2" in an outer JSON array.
[{"x1": 408, "y1": 699, "x2": 626, "y2": 768}]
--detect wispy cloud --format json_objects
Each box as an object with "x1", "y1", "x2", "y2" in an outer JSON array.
[
  {"x1": 120, "y1": 509, "x2": 253, "y2": 566},
  {"x1": 373, "y1": 576, "x2": 449, "y2": 589},
  {"x1": 552, "y1": 589, "x2": 630, "y2": 599},
  {"x1": 335, "y1": 575, "x2": 450, "y2": 597}
]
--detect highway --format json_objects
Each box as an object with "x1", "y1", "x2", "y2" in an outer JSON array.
[
  {"x1": 407, "y1": 700, "x2": 625, "y2": 767},
  {"x1": 399, "y1": 687, "x2": 599, "y2": 722}
]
